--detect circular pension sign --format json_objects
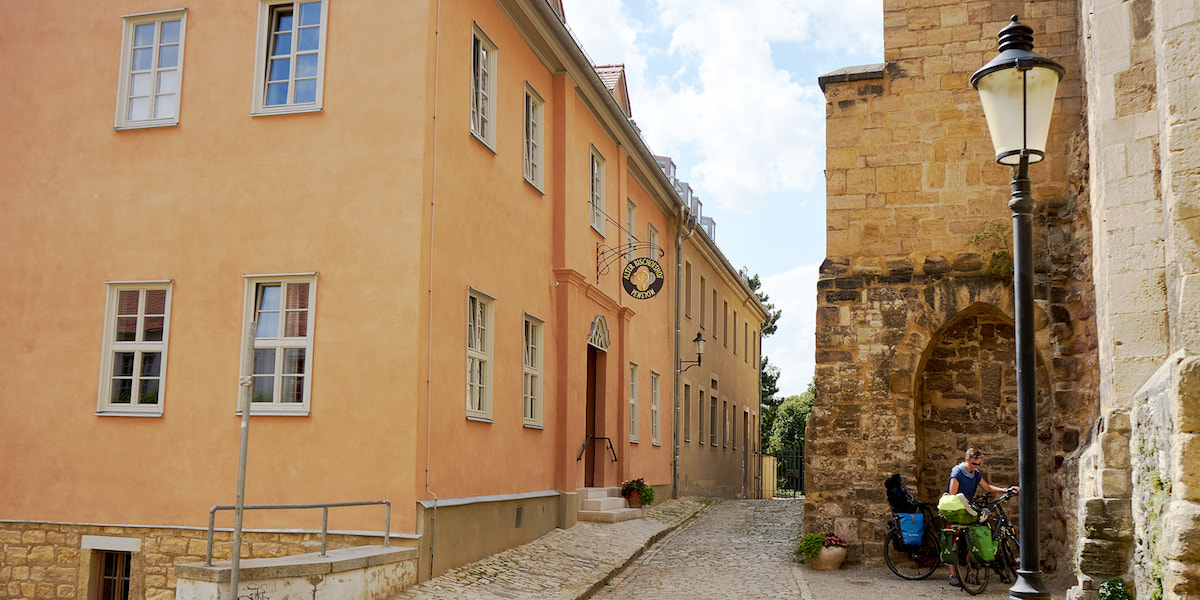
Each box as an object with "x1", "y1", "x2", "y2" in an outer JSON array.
[{"x1": 622, "y1": 257, "x2": 665, "y2": 300}]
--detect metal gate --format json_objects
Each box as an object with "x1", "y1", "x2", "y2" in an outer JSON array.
[{"x1": 771, "y1": 444, "x2": 805, "y2": 498}]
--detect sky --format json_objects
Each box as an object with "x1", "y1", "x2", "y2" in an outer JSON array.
[{"x1": 560, "y1": 0, "x2": 885, "y2": 398}]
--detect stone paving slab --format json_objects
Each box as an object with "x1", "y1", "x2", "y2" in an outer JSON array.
[{"x1": 391, "y1": 498, "x2": 707, "y2": 600}]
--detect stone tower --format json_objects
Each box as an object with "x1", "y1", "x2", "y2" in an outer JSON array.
[{"x1": 808, "y1": 0, "x2": 1097, "y2": 575}]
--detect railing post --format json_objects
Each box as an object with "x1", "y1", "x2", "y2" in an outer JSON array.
[
  {"x1": 384, "y1": 502, "x2": 391, "y2": 548},
  {"x1": 206, "y1": 508, "x2": 217, "y2": 566},
  {"x1": 321, "y1": 507, "x2": 329, "y2": 557}
]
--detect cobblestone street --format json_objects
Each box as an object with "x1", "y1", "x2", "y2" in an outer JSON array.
[
  {"x1": 393, "y1": 498, "x2": 1069, "y2": 600},
  {"x1": 593, "y1": 499, "x2": 807, "y2": 599}
]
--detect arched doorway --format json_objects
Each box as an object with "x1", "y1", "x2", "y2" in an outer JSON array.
[{"x1": 914, "y1": 304, "x2": 1032, "y2": 503}]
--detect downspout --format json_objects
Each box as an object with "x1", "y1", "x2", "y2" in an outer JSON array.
[
  {"x1": 672, "y1": 214, "x2": 695, "y2": 499},
  {"x1": 424, "y1": 0, "x2": 442, "y2": 580}
]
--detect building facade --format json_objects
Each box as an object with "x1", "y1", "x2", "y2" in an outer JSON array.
[
  {"x1": 809, "y1": 0, "x2": 1200, "y2": 597},
  {"x1": 0, "y1": 1, "x2": 764, "y2": 599}
]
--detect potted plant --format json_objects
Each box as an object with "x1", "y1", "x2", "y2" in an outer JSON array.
[
  {"x1": 620, "y1": 478, "x2": 655, "y2": 508},
  {"x1": 794, "y1": 533, "x2": 848, "y2": 570}
]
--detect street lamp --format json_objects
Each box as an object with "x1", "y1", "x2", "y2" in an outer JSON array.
[
  {"x1": 679, "y1": 331, "x2": 706, "y2": 372},
  {"x1": 970, "y1": 15, "x2": 1063, "y2": 600}
]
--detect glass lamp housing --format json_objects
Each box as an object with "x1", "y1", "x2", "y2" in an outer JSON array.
[{"x1": 971, "y1": 16, "x2": 1064, "y2": 165}]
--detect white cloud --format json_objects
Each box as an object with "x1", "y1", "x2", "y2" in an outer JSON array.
[
  {"x1": 563, "y1": 0, "x2": 831, "y2": 214},
  {"x1": 761, "y1": 262, "x2": 820, "y2": 397}
]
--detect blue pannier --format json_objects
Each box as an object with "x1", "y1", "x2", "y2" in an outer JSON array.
[{"x1": 899, "y1": 512, "x2": 925, "y2": 545}]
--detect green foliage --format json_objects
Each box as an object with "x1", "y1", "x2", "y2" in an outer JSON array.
[
  {"x1": 794, "y1": 533, "x2": 825, "y2": 563},
  {"x1": 766, "y1": 385, "x2": 814, "y2": 455},
  {"x1": 739, "y1": 268, "x2": 782, "y2": 337},
  {"x1": 968, "y1": 220, "x2": 1014, "y2": 276},
  {"x1": 620, "y1": 478, "x2": 655, "y2": 505},
  {"x1": 1098, "y1": 579, "x2": 1131, "y2": 600}
]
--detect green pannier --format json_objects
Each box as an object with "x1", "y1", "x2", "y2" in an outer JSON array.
[
  {"x1": 937, "y1": 493, "x2": 978, "y2": 524},
  {"x1": 968, "y1": 525, "x2": 997, "y2": 562},
  {"x1": 939, "y1": 528, "x2": 954, "y2": 563}
]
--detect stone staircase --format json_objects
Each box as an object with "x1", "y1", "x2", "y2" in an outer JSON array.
[{"x1": 576, "y1": 487, "x2": 646, "y2": 523}]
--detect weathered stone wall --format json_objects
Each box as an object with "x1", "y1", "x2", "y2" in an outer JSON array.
[
  {"x1": 0, "y1": 522, "x2": 385, "y2": 600},
  {"x1": 808, "y1": 0, "x2": 1097, "y2": 571},
  {"x1": 1069, "y1": 0, "x2": 1200, "y2": 597}
]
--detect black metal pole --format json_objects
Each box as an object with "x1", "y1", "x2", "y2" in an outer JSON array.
[{"x1": 1008, "y1": 154, "x2": 1049, "y2": 600}]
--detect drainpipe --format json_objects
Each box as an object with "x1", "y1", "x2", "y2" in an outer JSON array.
[
  {"x1": 672, "y1": 213, "x2": 695, "y2": 499},
  {"x1": 424, "y1": 0, "x2": 443, "y2": 580}
]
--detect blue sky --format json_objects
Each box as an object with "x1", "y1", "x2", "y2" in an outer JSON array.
[{"x1": 561, "y1": 0, "x2": 884, "y2": 398}]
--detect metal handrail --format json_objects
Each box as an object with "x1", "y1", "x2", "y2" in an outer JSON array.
[
  {"x1": 576, "y1": 435, "x2": 618, "y2": 463},
  {"x1": 204, "y1": 500, "x2": 390, "y2": 566}
]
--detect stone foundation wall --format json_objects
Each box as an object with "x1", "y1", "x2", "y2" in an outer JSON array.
[{"x1": 0, "y1": 522, "x2": 386, "y2": 600}]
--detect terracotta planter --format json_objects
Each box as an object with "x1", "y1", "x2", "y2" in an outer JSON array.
[
  {"x1": 626, "y1": 494, "x2": 643, "y2": 508},
  {"x1": 811, "y1": 546, "x2": 847, "y2": 570}
]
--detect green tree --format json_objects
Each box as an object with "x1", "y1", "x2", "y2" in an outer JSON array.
[
  {"x1": 759, "y1": 357, "x2": 782, "y2": 444},
  {"x1": 739, "y1": 268, "x2": 785, "y2": 451},
  {"x1": 766, "y1": 383, "x2": 815, "y2": 455},
  {"x1": 739, "y1": 268, "x2": 782, "y2": 336}
]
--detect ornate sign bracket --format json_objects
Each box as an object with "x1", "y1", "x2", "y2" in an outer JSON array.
[{"x1": 596, "y1": 242, "x2": 665, "y2": 283}]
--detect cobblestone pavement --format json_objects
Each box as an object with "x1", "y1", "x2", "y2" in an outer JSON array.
[
  {"x1": 393, "y1": 497, "x2": 1070, "y2": 600},
  {"x1": 392, "y1": 499, "x2": 707, "y2": 600},
  {"x1": 592, "y1": 499, "x2": 807, "y2": 600}
]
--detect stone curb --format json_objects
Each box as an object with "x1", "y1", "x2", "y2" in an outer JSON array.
[{"x1": 573, "y1": 499, "x2": 714, "y2": 600}]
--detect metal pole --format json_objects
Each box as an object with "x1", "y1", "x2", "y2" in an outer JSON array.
[
  {"x1": 231, "y1": 320, "x2": 256, "y2": 600},
  {"x1": 1008, "y1": 156, "x2": 1050, "y2": 600}
]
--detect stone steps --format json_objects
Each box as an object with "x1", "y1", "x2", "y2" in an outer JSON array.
[{"x1": 577, "y1": 487, "x2": 646, "y2": 523}]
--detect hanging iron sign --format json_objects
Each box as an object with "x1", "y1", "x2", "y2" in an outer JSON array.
[{"x1": 622, "y1": 257, "x2": 665, "y2": 300}]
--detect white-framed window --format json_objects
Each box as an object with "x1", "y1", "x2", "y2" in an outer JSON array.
[
  {"x1": 471, "y1": 25, "x2": 498, "y2": 148},
  {"x1": 625, "y1": 200, "x2": 637, "y2": 251},
  {"x1": 683, "y1": 384, "x2": 691, "y2": 441},
  {"x1": 524, "y1": 84, "x2": 544, "y2": 189},
  {"x1": 685, "y1": 262, "x2": 693, "y2": 318},
  {"x1": 523, "y1": 314, "x2": 543, "y2": 427},
  {"x1": 466, "y1": 289, "x2": 494, "y2": 420},
  {"x1": 650, "y1": 371, "x2": 661, "y2": 444},
  {"x1": 697, "y1": 390, "x2": 705, "y2": 444},
  {"x1": 628, "y1": 363, "x2": 638, "y2": 442},
  {"x1": 252, "y1": 0, "x2": 328, "y2": 115},
  {"x1": 647, "y1": 224, "x2": 659, "y2": 259},
  {"x1": 709, "y1": 395, "x2": 718, "y2": 446},
  {"x1": 733, "y1": 310, "x2": 738, "y2": 354},
  {"x1": 98, "y1": 282, "x2": 173, "y2": 415},
  {"x1": 590, "y1": 147, "x2": 606, "y2": 235},
  {"x1": 699, "y1": 276, "x2": 706, "y2": 326},
  {"x1": 240, "y1": 274, "x2": 316, "y2": 414},
  {"x1": 115, "y1": 10, "x2": 187, "y2": 129}
]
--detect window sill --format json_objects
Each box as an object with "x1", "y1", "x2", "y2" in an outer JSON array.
[
  {"x1": 466, "y1": 415, "x2": 494, "y2": 424},
  {"x1": 629, "y1": 439, "x2": 638, "y2": 444},
  {"x1": 470, "y1": 130, "x2": 497, "y2": 154},
  {"x1": 523, "y1": 423, "x2": 544, "y2": 430},
  {"x1": 652, "y1": 442, "x2": 661, "y2": 447},
  {"x1": 234, "y1": 408, "x2": 310, "y2": 417},
  {"x1": 96, "y1": 410, "x2": 163, "y2": 418},
  {"x1": 114, "y1": 120, "x2": 179, "y2": 130},
  {"x1": 523, "y1": 176, "x2": 545, "y2": 195},
  {"x1": 251, "y1": 105, "x2": 323, "y2": 117}
]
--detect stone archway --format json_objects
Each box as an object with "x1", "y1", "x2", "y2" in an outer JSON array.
[{"x1": 913, "y1": 304, "x2": 1021, "y2": 502}]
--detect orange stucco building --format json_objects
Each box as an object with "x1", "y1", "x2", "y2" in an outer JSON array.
[{"x1": 0, "y1": 0, "x2": 766, "y2": 598}]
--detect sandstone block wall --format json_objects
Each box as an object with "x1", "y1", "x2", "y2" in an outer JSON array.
[
  {"x1": 0, "y1": 522, "x2": 385, "y2": 600},
  {"x1": 809, "y1": 0, "x2": 1097, "y2": 571},
  {"x1": 1070, "y1": 0, "x2": 1200, "y2": 597}
]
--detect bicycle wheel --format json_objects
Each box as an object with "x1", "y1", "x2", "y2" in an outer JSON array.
[
  {"x1": 955, "y1": 531, "x2": 990, "y2": 595},
  {"x1": 995, "y1": 532, "x2": 1019, "y2": 584},
  {"x1": 884, "y1": 528, "x2": 939, "y2": 580}
]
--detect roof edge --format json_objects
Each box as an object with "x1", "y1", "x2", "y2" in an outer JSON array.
[{"x1": 817, "y1": 63, "x2": 885, "y2": 93}]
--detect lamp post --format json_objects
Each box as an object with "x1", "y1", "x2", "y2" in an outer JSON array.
[
  {"x1": 970, "y1": 16, "x2": 1063, "y2": 600},
  {"x1": 679, "y1": 331, "x2": 706, "y2": 372}
]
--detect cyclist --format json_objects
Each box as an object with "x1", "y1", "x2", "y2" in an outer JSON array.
[{"x1": 946, "y1": 448, "x2": 1018, "y2": 588}]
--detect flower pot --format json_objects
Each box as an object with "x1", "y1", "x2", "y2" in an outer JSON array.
[
  {"x1": 626, "y1": 494, "x2": 643, "y2": 508},
  {"x1": 811, "y1": 546, "x2": 847, "y2": 570}
]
